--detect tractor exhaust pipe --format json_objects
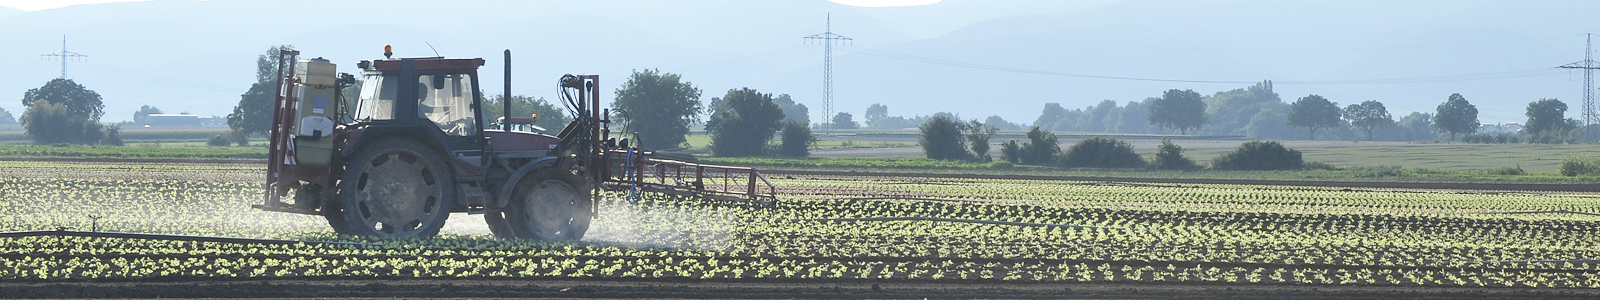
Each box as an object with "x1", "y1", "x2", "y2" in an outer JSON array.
[{"x1": 503, "y1": 49, "x2": 512, "y2": 132}]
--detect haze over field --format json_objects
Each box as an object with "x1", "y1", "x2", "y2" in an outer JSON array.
[{"x1": 0, "y1": 0, "x2": 1593, "y2": 126}]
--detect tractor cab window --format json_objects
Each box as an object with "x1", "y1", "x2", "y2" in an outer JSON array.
[
  {"x1": 417, "y1": 73, "x2": 478, "y2": 137},
  {"x1": 353, "y1": 73, "x2": 397, "y2": 121}
]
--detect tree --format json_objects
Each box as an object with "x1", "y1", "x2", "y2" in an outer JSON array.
[
  {"x1": 19, "y1": 78, "x2": 114, "y2": 145},
  {"x1": 983, "y1": 115, "x2": 1020, "y2": 131},
  {"x1": 919, "y1": 114, "x2": 970, "y2": 161},
  {"x1": 1287, "y1": 94, "x2": 1342, "y2": 140},
  {"x1": 831, "y1": 112, "x2": 859, "y2": 129},
  {"x1": 1034, "y1": 103, "x2": 1068, "y2": 130},
  {"x1": 228, "y1": 45, "x2": 294, "y2": 138},
  {"x1": 134, "y1": 105, "x2": 163, "y2": 125},
  {"x1": 485, "y1": 95, "x2": 572, "y2": 134},
  {"x1": 227, "y1": 81, "x2": 274, "y2": 137},
  {"x1": 1148, "y1": 89, "x2": 1206, "y2": 135},
  {"x1": 0, "y1": 107, "x2": 15, "y2": 126},
  {"x1": 1152, "y1": 138, "x2": 1199, "y2": 170},
  {"x1": 704, "y1": 88, "x2": 783, "y2": 157},
  {"x1": 864, "y1": 103, "x2": 888, "y2": 127},
  {"x1": 256, "y1": 45, "x2": 296, "y2": 83},
  {"x1": 1525, "y1": 98, "x2": 1572, "y2": 136},
  {"x1": 22, "y1": 78, "x2": 104, "y2": 121},
  {"x1": 778, "y1": 121, "x2": 816, "y2": 157},
  {"x1": 1342, "y1": 100, "x2": 1392, "y2": 141},
  {"x1": 612, "y1": 69, "x2": 703, "y2": 149},
  {"x1": 1021, "y1": 126, "x2": 1060, "y2": 165},
  {"x1": 21, "y1": 99, "x2": 106, "y2": 145},
  {"x1": 966, "y1": 120, "x2": 998, "y2": 162},
  {"x1": 1390, "y1": 112, "x2": 1437, "y2": 141},
  {"x1": 772, "y1": 94, "x2": 810, "y2": 126},
  {"x1": 1433, "y1": 93, "x2": 1479, "y2": 141}
]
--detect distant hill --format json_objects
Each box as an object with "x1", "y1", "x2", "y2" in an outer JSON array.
[
  {"x1": 0, "y1": 5, "x2": 21, "y2": 18},
  {"x1": 0, "y1": 0, "x2": 1592, "y2": 126}
]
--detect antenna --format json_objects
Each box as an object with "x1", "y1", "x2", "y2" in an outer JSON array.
[
  {"x1": 1558, "y1": 33, "x2": 1599, "y2": 140},
  {"x1": 804, "y1": 13, "x2": 852, "y2": 135},
  {"x1": 40, "y1": 35, "x2": 88, "y2": 79},
  {"x1": 425, "y1": 42, "x2": 441, "y2": 57}
]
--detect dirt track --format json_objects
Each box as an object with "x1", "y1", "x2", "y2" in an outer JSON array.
[{"x1": 6, "y1": 279, "x2": 1600, "y2": 299}]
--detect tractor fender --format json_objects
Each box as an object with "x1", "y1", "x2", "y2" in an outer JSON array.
[{"x1": 495, "y1": 156, "x2": 562, "y2": 208}]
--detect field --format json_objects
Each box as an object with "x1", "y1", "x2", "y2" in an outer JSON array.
[{"x1": 4, "y1": 161, "x2": 1600, "y2": 298}]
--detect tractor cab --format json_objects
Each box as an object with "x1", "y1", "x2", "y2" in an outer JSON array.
[{"x1": 492, "y1": 116, "x2": 545, "y2": 133}]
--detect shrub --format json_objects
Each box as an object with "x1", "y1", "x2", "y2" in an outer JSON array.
[
  {"x1": 1211, "y1": 141, "x2": 1304, "y2": 170},
  {"x1": 1560, "y1": 155, "x2": 1600, "y2": 176},
  {"x1": 777, "y1": 121, "x2": 816, "y2": 157},
  {"x1": 207, "y1": 133, "x2": 232, "y2": 147},
  {"x1": 989, "y1": 161, "x2": 1014, "y2": 169},
  {"x1": 1151, "y1": 138, "x2": 1199, "y2": 170},
  {"x1": 919, "y1": 114, "x2": 970, "y2": 161},
  {"x1": 999, "y1": 140, "x2": 1023, "y2": 164},
  {"x1": 1061, "y1": 137, "x2": 1145, "y2": 168},
  {"x1": 231, "y1": 130, "x2": 250, "y2": 146},
  {"x1": 1482, "y1": 165, "x2": 1525, "y2": 176}
]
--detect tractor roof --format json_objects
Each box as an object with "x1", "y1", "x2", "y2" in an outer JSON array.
[{"x1": 358, "y1": 57, "x2": 485, "y2": 72}]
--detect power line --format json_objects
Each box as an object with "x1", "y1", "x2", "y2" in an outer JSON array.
[
  {"x1": 40, "y1": 35, "x2": 87, "y2": 79},
  {"x1": 804, "y1": 13, "x2": 851, "y2": 134},
  {"x1": 847, "y1": 47, "x2": 1565, "y2": 85}
]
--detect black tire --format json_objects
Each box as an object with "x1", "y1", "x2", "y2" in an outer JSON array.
[
  {"x1": 334, "y1": 138, "x2": 454, "y2": 238},
  {"x1": 506, "y1": 167, "x2": 593, "y2": 241},
  {"x1": 321, "y1": 191, "x2": 352, "y2": 235},
  {"x1": 483, "y1": 208, "x2": 515, "y2": 238}
]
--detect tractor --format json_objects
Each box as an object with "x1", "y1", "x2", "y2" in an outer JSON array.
[{"x1": 253, "y1": 47, "x2": 775, "y2": 240}]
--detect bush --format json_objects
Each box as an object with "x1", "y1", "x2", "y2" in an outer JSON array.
[
  {"x1": 999, "y1": 126, "x2": 1060, "y2": 165},
  {"x1": 1212, "y1": 141, "x2": 1304, "y2": 170},
  {"x1": 231, "y1": 130, "x2": 250, "y2": 146},
  {"x1": 1151, "y1": 138, "x2": 1199, "y2": 170},
  {"x1": 1560, "y1": 155, "x2": 1600, "y2": 176},
  {"x1": 919, "y1": 114, "x2": 970, "y2": 161},
  {"x1": 999, "y1": 140, "x2": 1023, "y2": 164},
  {"x1": 207, "y1": 133, "x2": 232, "y2": 147},
  {"x1": 1481, "y1": 165, "x2": 1525, "y2": 176},
  {"x1": 777, "y1": 121, "x2": 815, "y2": 157},
  {"x1": 1061, "y1": 137, "x2": 1145, "y2": 168}
]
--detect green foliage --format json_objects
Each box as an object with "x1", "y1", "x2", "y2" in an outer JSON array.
[
  {"x1": 134, "y1": 105, "x2": 162, "y2": 125},
  {"x1": 1343, "y1": 100, "x2": 1392, "y2": 141},
  {"x1": 1287, "y1": 94, "x2": 1341, "y2": 140},
  {"x1": 1147, "y1": 89, "x2": 1207, "y2": 134},
  {"x1": 22, "y1": 78, "x2": 104, "y2": 121},
  {"x1": 612, "y1": 69, "x2": 703, "y2": 149},
  {"x1": 206, "y1": 133, "x2": 232, "y2": 147},
  {"x1": 705, "y1": 88, "x2": 783, "y2": 157},
  {"x1": 1061, "y1": 137, "x2": 1145, "y2": 169},
  {"x1": 918, "y1": 114, "x2": 970, "y2": 161},
  {"x1": 227, "y1": 78, "x2": 274, "y2": 137},
  {"x1": 21, "y1": 99, "x2": 113, "y2": 145},
  {"x1": 1152, "y1": 138, "x2": 1199, "y2": 170},
  {"x1": 1560, "y1": 155, "x2": 1600, "y2": 176},
  {"x1": 1481, "y1": 165, "x2": 1526, "y2": 176},
  {"x1": 1385, "y1": 112, "x2": 1438, "y2": 141},
  {"x1": 772, "y1": 94, "x2": 809, "y2": 126},
  {"x1": 777, "y1": 121, "x2": 816, "y2": 157},
  {"x1": 1241, "y1": 101, "x2": 1299, "y2": 139},
  {"x1": 965, "y1": 120, "x2": 997, "y2": 162},
  {"x1": 1433, "y1": 93, "x2": 1479, "y2": 141},
  {"x1": 1525, "y1": 98, "x2": 1572, "y2": 136},
  {"x1": 0, "y1": 107, "x2": 14, "y2": 126},
  {"x1": 1460, "y1": 133, "x2": 1523, "y2": 144},
  {"x1": 830, "y1": 112, "x2": 859, "y2": 129},
  {"x1": 255, "y1": 45, "x2": 295, "y2": 83},
  {"x1": 1212, "y1": 141, "x2": 1304, "y2": 171},
  {"x1": 484, "y1": 95, "x2": 571, "y2": 134},
  {"x1": 1202, "y1": 81, "x2": 1279, "y2": 136},
  {"x1": 864, "y1": 103, "x2": 887, "y2": 127},
  {"x1": 701, "y1": 156, "x2": 1008, "y2": 170}
]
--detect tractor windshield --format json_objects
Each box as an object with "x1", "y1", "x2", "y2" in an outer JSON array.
[
  {"x1": 417, "y1": 73, "x2": 478, "y2": 137},
  {"x1": 353, "y1": 73, "x2": 397, "y2": 122}
]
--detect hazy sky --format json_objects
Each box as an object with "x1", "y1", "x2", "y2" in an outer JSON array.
[{"x1": 0, "y1": 0, "x2": 940, "y2": 11}]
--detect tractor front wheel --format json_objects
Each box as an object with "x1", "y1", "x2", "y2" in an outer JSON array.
[
  {"x1": 505, "y1": 167, "x2": 593, "y2": 241},
  {"x1": 334, "y1": 139, "x2": 454, "y2": 238}
]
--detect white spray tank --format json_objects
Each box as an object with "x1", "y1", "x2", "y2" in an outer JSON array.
[{"x1": 293, "y1": 58, "x2": 338, "y2": 168}]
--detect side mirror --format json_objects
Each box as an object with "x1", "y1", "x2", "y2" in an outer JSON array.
[{"x1": 432, "y1": 74, "x2": 446, "y2": 90}]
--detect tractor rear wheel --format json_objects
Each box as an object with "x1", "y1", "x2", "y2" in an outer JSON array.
[
  {"x1": 335, "y1": 139, "x2": 454, "y2": 238},
  {"x1": 506, "y1": 167, "x2": 593, "y2": 241}
]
